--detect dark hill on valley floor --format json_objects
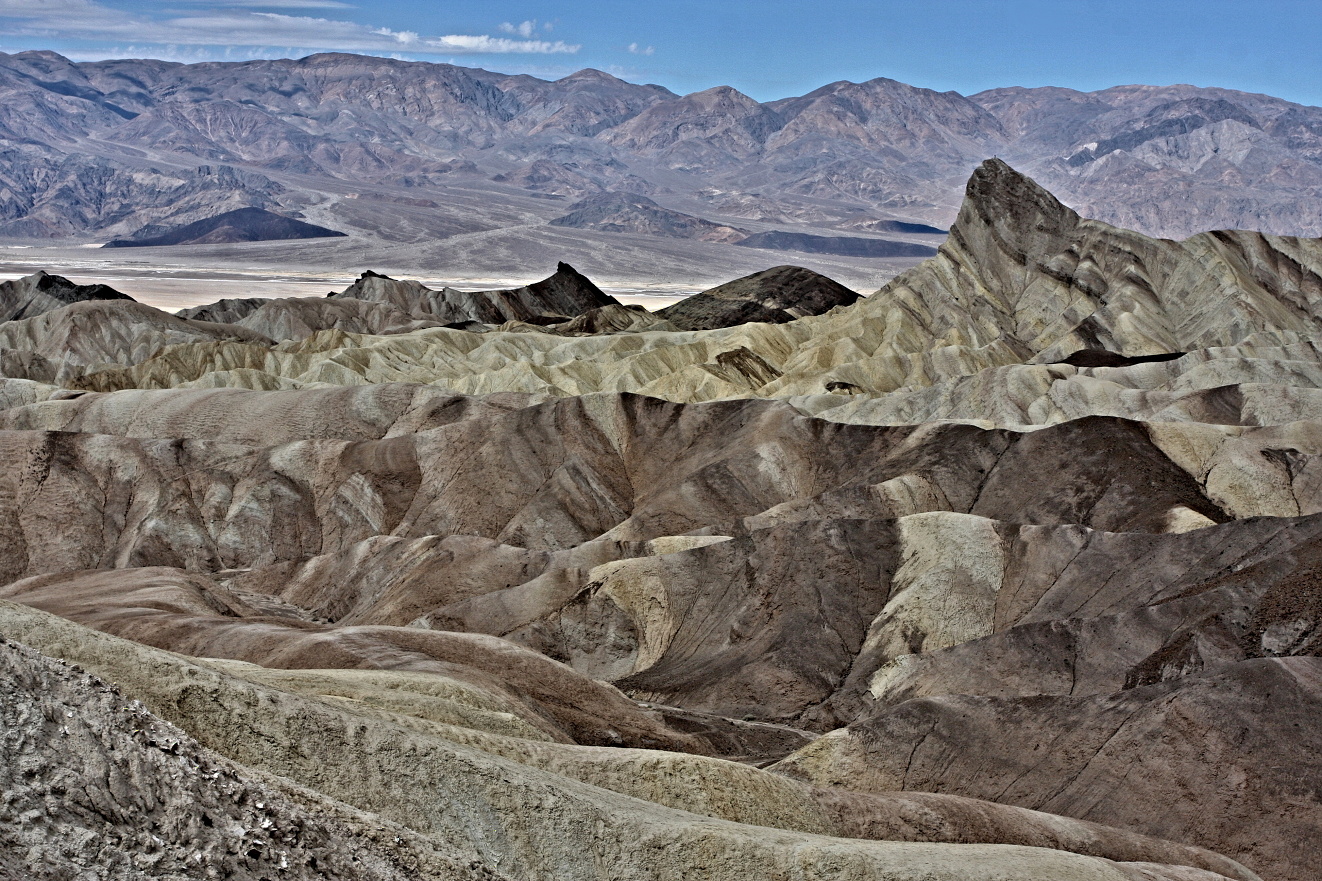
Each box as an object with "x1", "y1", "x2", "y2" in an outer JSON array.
[{"x1": 103, "y1": 207, "x2": 345, "y2": 248}]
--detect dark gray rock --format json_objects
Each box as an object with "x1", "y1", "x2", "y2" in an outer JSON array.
[
  {"x1": 659, "y1": 265, "x2": 860, "y2": 330},
  {"x1": 0, "y1": 269, "x2": 132, "y2": 322},
  {"x1": 330, "y1": 263, "x2": 618, "y2": 325},
  {"x1": 104, "y1": 207, "x2": 345, "y2": 247}
]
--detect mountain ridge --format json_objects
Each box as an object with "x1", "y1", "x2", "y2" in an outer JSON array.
[{"x1": 0, "y1": 48, "x2": 1319, "y2": 285}]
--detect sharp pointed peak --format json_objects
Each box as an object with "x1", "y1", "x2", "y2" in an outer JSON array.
[{"x1": 962, "y1": 158, "x2": 1077, "y2": 224}]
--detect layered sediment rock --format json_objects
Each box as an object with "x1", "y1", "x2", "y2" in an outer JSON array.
[
  {"x1": 4, "y1": 161, "x2": 1321, "y2": 881},
  {"x1": 40, "y1": 162, "x2": 1322, "y2": 419}
]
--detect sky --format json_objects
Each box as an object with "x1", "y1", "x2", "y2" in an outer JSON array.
[{"x1": 0, "y1": 0, "x2": 1319, "y2": 106}]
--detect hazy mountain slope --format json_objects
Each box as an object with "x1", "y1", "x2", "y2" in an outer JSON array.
[
  {"x1": 972, "y1": 84, "x2": 1322, "y2": 236},
  {"x1": 549, "y1": 191, "x2": 748, "y2": 242},
  {"x1": 600, "y1": 85, "x2": 786, "y2": 165},
  {"x1": 767, "y1": 78, "x2": 1007, "y2": 162},
  {"x1": 485, "y1": 67, "x2": 677, "y2": 137},
  {"x1": 0, "y1": 155, "x2": 287, "y2": 238},
  {"x1": 735, "y1": 230, "x2": 938, "y2": 257}
]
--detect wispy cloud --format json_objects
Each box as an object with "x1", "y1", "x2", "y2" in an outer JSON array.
[
  {"x1": 499, "y1": 20, "x2": 536, "y2": 38},
  {"x1": 0, "y1": 0, "x2": 99, "y2": 10},
  {"x1": 628, "y1": 42, "x2": 655, "y2": 56},
  {"x1": 499, "y1": 19, "x2": 556, "y2": 37},
  {"x1": 429, "y1": 34, "x2": 575, "y2": 54},
  {"x1": 173, "y1": 0, "x2": 357, "y2": 8},
  {"x1": 0, "y1": 1, "x2": 581, "y2": 56}
]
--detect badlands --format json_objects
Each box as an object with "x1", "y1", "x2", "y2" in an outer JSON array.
[{"x1": 2, "y1": 159, "x2": 1321, "y2": 881}]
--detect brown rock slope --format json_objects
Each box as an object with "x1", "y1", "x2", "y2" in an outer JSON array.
[
  {"x1": 6, "y1": 161, "x2": 1322, "y2": 880},
  {"x1": 776, "y1": 659, "x2": 1322, "y2": 881},
  {"x1": 0, "y1": 634, "x2": 510, "y2": 881},
  {"x1": 0, "y1": 395, "x2": 1266, "y2": 582},
  {"x1": 1, "y1": 603, "x2": 1260, "y2": 881},
  {"x1": 0, "y1": 386, "x2": 1320, "y2": 875}
]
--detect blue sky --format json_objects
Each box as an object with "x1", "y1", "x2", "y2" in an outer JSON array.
[{"x1": 1, "y1": 0, "x2": 1319, "y2": 106}]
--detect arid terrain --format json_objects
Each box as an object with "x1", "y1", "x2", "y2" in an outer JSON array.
[
  {"x1": 1, "y1": 157, "x2": 1321, "y2": 881},
  {"x1": 2, "y1": 49, "x2": 1322, "y2": 290}
]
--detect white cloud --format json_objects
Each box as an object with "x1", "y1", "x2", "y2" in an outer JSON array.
[
  {"x1": 0, "y1": 0, "x2": 98, "y2": 10},
  {"x1": 174, "y1": 0, "x2": 357, "y2": 7},
  {"x1": 0, "y1": 1, "x2": 580, "y2": 56},
  {"x1": 61, "y1": 43, "x2": 279, "y2": 63},
  {"x1": 0, "y1": 0, "x2": 122, "y2": 26},
  {"x1": 499, "y1": 20, "x2": 537, "y2": 38},
  {"x1": 628, "y1": 42, "x2": 655, "y2": 56},
  {"x1": 428, "y1": 34, "x2": 578, "y2": 54},
  {"x1": 374, "y1": 27, "x2": 418, "y2": 46}
]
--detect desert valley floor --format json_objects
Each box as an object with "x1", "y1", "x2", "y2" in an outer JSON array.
[{"x1": 3, "y1": 160, "x2": 1322, "y2": 881}]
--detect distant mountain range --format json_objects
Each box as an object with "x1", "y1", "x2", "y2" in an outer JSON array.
[{"x1": 0, "y1": 48, "x2": 1320, "y2": 268}]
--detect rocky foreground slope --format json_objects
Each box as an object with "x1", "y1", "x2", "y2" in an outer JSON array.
[{"x1": 2, "y1": 162, "x2": 1321, "y2": 881}]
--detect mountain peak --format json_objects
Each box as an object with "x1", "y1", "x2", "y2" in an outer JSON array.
[
  {"x1": 956, "y1": 158, "x2": 1080, "y2": 246},
  {"x1": 659, "y1": 264, "x2": 860, "y2": 331},
  {"x1": 560, "y1": 68, "x2": 624, "y2": 84},
  {"x1": 0, "y1": 269, "x2": 134, "y2": 323},
  {"x1": 686, "y1": 84, "x2": 760, "y2": 106}
]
